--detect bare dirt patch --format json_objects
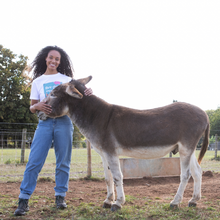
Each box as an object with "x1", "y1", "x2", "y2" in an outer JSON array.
[{"x1": 0, "y1": 171, "x2": 220, "y2": 219}]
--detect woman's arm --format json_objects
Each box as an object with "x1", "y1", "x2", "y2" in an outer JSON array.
[
  {"x1": 30, "y1": 86, "x2": 92, "y2": 114},
  {"x1": 30, "y1": 100, "x2": 52, "y2": 114}
]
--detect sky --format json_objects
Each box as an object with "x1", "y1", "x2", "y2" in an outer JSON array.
[{"x1": 1, "y1": 0, "x2": 220, "y2": 111}]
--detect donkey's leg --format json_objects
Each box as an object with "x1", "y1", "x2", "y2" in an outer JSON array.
[
  {"x1": 170, "y1": 152, "x2": 192, "y2": 207},
  {"x1": 105, "y1": 154, "x2": 125, "y2": 211},
  {"x1": 101, "y1": 156, "x2": 115, "y2": 208},
  {"x1": 188, "y1": 153, "x2": 202, "y2": 207}
]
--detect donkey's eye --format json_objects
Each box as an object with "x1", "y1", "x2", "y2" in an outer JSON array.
[{"x1": 50, "y1": 93, "x2": 57, "y2": 98}]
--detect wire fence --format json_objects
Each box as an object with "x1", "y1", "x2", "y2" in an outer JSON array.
[{"x1": 0, "y1": 126, "x2": 104, "y2": 182}]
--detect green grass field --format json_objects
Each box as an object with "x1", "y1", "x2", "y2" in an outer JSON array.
[
  {"x1": 0, "y1": 148, "x2": 103, "y2": 182},
  {"x1": 0, "y1": 149, "x2": 219, "y2": 182}
]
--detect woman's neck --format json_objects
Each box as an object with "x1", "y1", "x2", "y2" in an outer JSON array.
[{"x1": 44, "y1": 69, "x2": 59, "y2": 75}]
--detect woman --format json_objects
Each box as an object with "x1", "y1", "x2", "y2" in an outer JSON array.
[{"x1": 14, "y1": 46, "x2": 92, "y2": 216}]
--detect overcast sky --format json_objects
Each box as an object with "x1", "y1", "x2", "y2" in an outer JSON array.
[{"x1": 1, "y1": 0, "x2": 220, "y2": 111}]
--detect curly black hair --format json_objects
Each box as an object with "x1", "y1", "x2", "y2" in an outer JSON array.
[{"x1": 31, "y1": 46, "x2": 74, "y2": 80}]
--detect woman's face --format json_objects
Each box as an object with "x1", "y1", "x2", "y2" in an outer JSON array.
[{"x1": 45, "y1": 50, "x2": 61, "y2": 71}]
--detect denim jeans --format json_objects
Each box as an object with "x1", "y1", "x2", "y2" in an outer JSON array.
[{"x1": 19, "y1": 115, "x2": 74, "y2": 199}]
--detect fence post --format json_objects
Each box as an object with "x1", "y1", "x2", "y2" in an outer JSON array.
[
  {"x1": 215, "y1": 134, "x2": 218, "y2": 159},
  {"x1": 87, "y1": 140, "x2": 92, "y2": 177},
  {"x1": 1, "y1": 133, "x2": 3, "y2": 149},
  {"x1": 21, "y1": 128, "x2": 27, "y2": 163}
]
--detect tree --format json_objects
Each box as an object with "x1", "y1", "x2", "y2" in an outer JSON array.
[
  {"x1": 206, "y1": 109, "x2": 220, "y2": 137},
  {"x1": 0, "y1": 45, "x2": 38, "y2": 130}
]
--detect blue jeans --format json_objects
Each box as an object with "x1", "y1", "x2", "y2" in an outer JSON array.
[{"x1": 19, "y1": 116, "x2": 74, "y2": 199}]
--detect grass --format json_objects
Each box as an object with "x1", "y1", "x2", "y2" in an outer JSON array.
[
  {"x1": 0, "y1": 149, "x2": 219, "y2": 182},
  {"x1": 211, "y1": 155, "x2": 220, "y2": 161},
  {"x1": 0, "y1": 148, "x2": 104, "y2": 182},
  {"x1": 0, "y1": 148, "x2": 91, "y2": 164},
  {"x1": 168, "y1": 150, "x2": 220, "y2": 173},
  {"x1": 1, "y1": 193, "x2": 219, "y2": 219}
]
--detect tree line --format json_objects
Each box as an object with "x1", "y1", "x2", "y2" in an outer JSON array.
[
  {"x1": 0, "y1": 45, "x2": 37, "y2": 129},
  {"x1": 206, "y1": 110, "x2": 220, "y2": 143}
]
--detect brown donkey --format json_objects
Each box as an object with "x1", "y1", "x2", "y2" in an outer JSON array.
[{"x1": 39, "y1": 76, "x2": 210, "y2": 211}]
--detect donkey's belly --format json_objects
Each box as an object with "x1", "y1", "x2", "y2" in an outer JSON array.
[{"x1": 117, "y1": 144, "x2": 178, "y2": 159}]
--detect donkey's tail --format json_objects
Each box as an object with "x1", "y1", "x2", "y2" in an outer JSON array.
[{"x1": 198, "y1": 121, "x2": 210, "y2": 165}]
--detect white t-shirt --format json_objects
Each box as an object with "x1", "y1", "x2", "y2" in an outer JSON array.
[{"x1": 30, "y1": 73, "x2": 72, "y2": 101}]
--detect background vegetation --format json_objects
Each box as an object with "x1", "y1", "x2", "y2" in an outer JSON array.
[{"x1": 0, "y1": 45, "x2": 37, "y2": 130}]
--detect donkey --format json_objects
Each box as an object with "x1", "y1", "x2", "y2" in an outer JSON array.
[{"x1": 38, "y1": 76, "x2": 209, "y2": 211}]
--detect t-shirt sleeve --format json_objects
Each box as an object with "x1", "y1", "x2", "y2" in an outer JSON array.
[{"x1": 30, "y1": 81, "x2": 40, "y2": 100}]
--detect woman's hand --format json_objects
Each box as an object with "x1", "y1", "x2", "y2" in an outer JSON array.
[
  {"x1": 84, "y1": 88, "x2": 93, "y2": 96},
  {"x1": 30, "y1": 100, "x2": 52, "y2": 114},
  {"x1": 36, "y1": 102, "x2": 52, "y2": 114}
]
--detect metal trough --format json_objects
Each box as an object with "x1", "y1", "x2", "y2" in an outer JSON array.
[{"x1": 119, "y1": 157, "x2": 180, "y2": 179}]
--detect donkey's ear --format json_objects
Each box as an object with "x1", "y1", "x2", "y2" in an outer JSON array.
[
  {"x1": 77, "y1": 76, "x2": 92, "y2": 85},
  {"x1": 65, "y1": 84, "x2": 83, "y2": 99}
]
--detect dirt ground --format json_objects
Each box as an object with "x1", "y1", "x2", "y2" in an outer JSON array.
[{"x1": 1, "y1": 171, "x2": 220, "y2": 219}]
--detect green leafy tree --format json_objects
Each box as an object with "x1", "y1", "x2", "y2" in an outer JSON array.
[
  {"x1": 209, "y1": 135, "x2": 216, "y2": 144},
  {"x1": 206, "y1": 109, "x2": 215, "y2": 124},
  {"x1": 206, "y1": 109, "x2": 220, "y2": 137},
  {"x1": 0, "y1": 45, "x2": 38, "y2": 130},
  {"x1": 73, "y1": 125, "x2": 86, "y2": 148}
]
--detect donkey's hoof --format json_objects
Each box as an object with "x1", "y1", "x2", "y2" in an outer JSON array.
[
  {"x1": 111, "y1": 204, "x2": 121, "y2": 212},
  {"x1": 103, "y1": 202, "x2": 112, "y2": 209},
  {"x1": 188, "y1": 202, "x2": 197, "y2": 207},
  {"x1": 170, "y1": 204, "x2": 179, "y2": 209}
]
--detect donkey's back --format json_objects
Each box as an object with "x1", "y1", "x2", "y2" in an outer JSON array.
[{"x1": 101, "y1": 102, "x2": 208, "y2": 158}]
